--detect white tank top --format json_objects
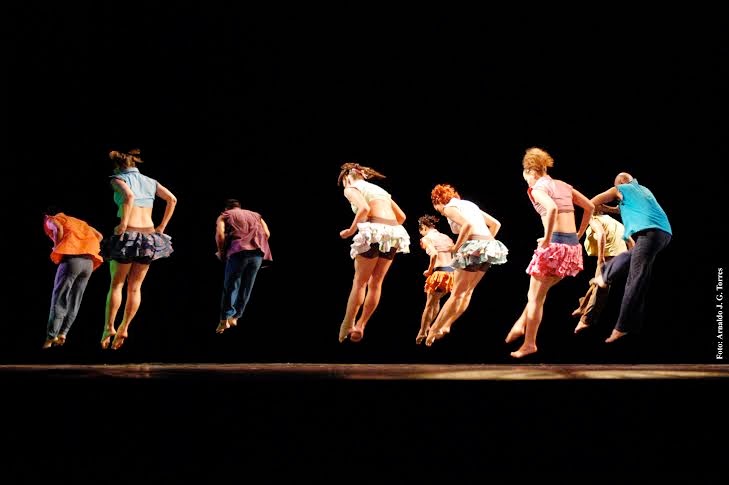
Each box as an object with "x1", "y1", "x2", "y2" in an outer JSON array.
[
  {"x1": 445, "y1": 198, "x2": 492, "y2": 238},
  {"x1": 348, "y1": 179, "x2": 391, "y2": 213}
]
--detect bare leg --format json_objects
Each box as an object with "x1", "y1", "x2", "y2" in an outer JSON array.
[
  {"x1": 418, "y1": 292, "x2": 443, "y2": 344},
  {"x1": 339, "y1": 256, "x2": 378, "y2": 342},
  {"x1": 112, "y1": 263, "x2": 151, "y2": 350},
  {"x1": 505, "y1": 306, "x2": 528, "y2": 343},
  {"x1": 350, "y1": 257, "x2": 394, "y2": 342},
  {"x1": 102, "y1": 261, "x2": 131, "y2": 349},
  {"x1": 425, "y1": 270, "x2": 484, "y2": 347},
  {"x1": 511, "y1": 275, "x2": 561, "y2": 358}
]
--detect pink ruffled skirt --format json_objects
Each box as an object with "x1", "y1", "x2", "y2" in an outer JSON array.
[{"x1": 526, "y1": 232, "x2": 583, "y2": 278}]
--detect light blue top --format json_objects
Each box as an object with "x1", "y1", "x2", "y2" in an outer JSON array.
[
  {"x1": 617, "y1": 179, "x2": 672, "y2": 238},
  {"x1": 111, "y1": 167, "x2": 157, "y2": 217}
]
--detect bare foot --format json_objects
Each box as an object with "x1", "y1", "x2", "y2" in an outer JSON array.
[
  {"x1": 216, "y1": 319, "x2": 232, "y2": 334},
  {"x1": 590, "y1": 273, "x2": 607, "y2": 289},
  {"x1": 571, "y1": 308, "x2": 583, "y2": 317},
  {"x1": 100, "y1": 327, "x2": 116, "y2": 349},
  {"x1": 54, "y1": 335, "x2": 66, "y2": 347},
  {"x1": 505, "y1": 323, "x2": 525, "y2": 344},
  {"x1": 348, "y1": 326, "x2": 364, "y2": 343},
  {"x1": 574, "y1": 319, "x2": 590, "y2": 334},
  {"x1": 42, "y1": 339, "x2": 55, "y2": 349},
  {"x1": 605, "y1": 329, "x2": 627, "y2": 343},
  {"x1": 424, "y1": 328, "x2": 448, "y2": 347},
  {"x1": 338, "y1": 322, "x2": 354, "y2": 343},
  {"x1": 510, "y1": 345, "x2": 537, "y2": 358},
  {"x1": 415, "y1": 329, "x2": 429, "y2": 345},
  {"x1": 111, "y1": 331, "x2": 128, "y2": 350}
]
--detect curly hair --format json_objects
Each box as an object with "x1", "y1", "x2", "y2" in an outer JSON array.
[
  {"x1": 337, "y1": 162, "x2": 386, "y2": 186},
  {"x1": 109, "y1": 149, "x2": 144, "y2": 169},
  {"x1": 430, "y1": 184, "x2": 460, "y2": 206},
  {"x1": 417, "y1": 214, "x2": 440, "y2": 229},
  {"x1": 522, "y1": 147, "x2": 554, "y2": 174}
]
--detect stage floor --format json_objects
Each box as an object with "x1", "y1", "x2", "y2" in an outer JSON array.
[
  {"x1": 3, "y1": 362, "x2": 725, "y2": 483},
  {"x1": 1, "y1": 362, "x2": 727, "y2": 380}
]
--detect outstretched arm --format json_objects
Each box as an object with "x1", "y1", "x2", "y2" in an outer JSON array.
[
  {"x1": 590, "y1": 187, "x2": 621, "y2": 208},
  {"x1": 599, "y1": 204, "x2": 621, "y2": 215}
]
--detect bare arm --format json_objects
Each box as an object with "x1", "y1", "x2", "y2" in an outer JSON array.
[
  {"x1": 443, "y1": 206, "x2": 471, "y2": 252},
  {"x1": 340, "y1": 187, "x2": 370, "y2": 239},
  {"x1": 44, "y1": 217, "x2": 61, "y2": 247},
  {"x1": 572, "y1": 188, "x2": 595, "y2": 240},
  {"x1": 111, "y1": 179, "x2": 135, "y2": 235},
  {"x1": 390, "y1": 199, "x2": 406, "y2": 225},
  {"x1": 599, "y1": 204, "x2": 621, "y2": 215},
  {"x1": 590, "y1": 187, "x2": 621, "y2": 208},
  {"x1": 260, "y1": 217, "x2": 270, "y2": 239},
  {"x1": 155, "y1": 182, "x2": 177, "y2": 234},
  {"x1": 215, "y1": 216, "x2": 226, "y2": 260},
  {"x1": 626, "y1": 236, "x2": 635, "y2": 250},
  {"x1": 589, "y1": 218, "x2": 606, "y2": 265},
  {"x1": 421, "y1": 237, "x2": 437, "y2": 276},
  {"x1": 531, "y1": 189, "x2": 557, "y2": 248},
  {"x1": 481, "y1": 211, "x2": 501, "y2": 238}
]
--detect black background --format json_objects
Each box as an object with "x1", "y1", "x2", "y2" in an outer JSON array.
[
  {"x1": 5, "y1": 5, "x2": 728, "y2": 483},
  {"x1": 7, "y1": 4, "x2": 727, "y2": 364}
]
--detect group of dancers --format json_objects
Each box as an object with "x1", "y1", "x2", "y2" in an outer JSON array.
[
  {"x1": 43, "y1": 149, "x2": 272, "y2": 351},
  {"x1": 43, "y1": 147, "x2": 671, "y2": 359},
  {"x1": 336, "y1": 147, "x2": 671, "y2": 358}
]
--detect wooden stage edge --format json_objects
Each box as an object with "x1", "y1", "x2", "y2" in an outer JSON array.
[{"x1": 0, "y1": 363, "x2": 727, "y2": 380}]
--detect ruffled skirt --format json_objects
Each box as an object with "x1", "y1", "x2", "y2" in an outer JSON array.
[
  {"x1": 451, "y1": 239, "x2": 508, "y2": 270},
  {"x1": 350, "y1": 222, "x2": 410, "y2": 259},
  {"x1": 101, "y1": 230, "x2": 173, "y2": 264},
  {"x1": 424, "y1": 270, "x2": 454, "y2": 294},
  {"x1": 526, "y1": 242, "x2": 583, "y2": 278}
]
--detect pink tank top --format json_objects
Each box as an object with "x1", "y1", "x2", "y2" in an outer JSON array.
[
  {"x1": 421, "y1": 229, "x2": 454, "y2": 256},
  {"x1": 528, "y1": 176, "x2": 574, "y2": 216}
]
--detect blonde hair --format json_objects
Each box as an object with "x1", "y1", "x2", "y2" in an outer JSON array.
[
  {"x1": 337, "y1": 162, "x2": 386, "y2": 186},
  {"x1": 522, "y1": 147, "x2": 554, "y2": 175}
]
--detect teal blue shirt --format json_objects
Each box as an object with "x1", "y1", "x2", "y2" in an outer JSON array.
[
  {"x1": 111, "y1": 168, "x2": 157, "y2": 217},
  {"x1": 617, "y1": 179, "x2": 672, "y2": 238}
]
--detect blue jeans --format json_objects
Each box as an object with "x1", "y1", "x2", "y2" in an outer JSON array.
[
  {"x1": 47, "y1": 256, "x2": 94, "y2": 339},
  {"x1": 601, "y1": 229, "x2": 671, "y2": 333},
  {"x1": 220, "y1": 250, "x2": 263, "y2": 321}
]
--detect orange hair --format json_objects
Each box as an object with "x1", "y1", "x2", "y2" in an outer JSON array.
[{"x1": 431, "y1": 184, "x2": 460, "y2": 206}]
